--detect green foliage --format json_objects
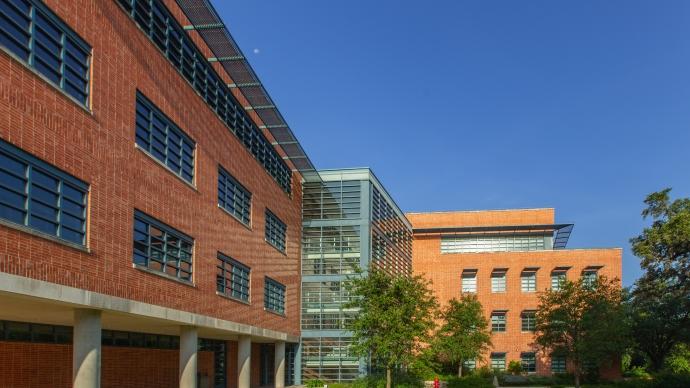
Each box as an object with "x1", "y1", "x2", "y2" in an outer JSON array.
[
  {"x1": 629, "y1": 189, "x2": 690, "y2": 371},
  {"x1": 664, "y1": 344, "x2": 690, "y2": 374},
  {"x1": 444, "y1": 375, "x2": 493, "y2": 388},
  {"x1": 433, "y1": 294, "x2": 492, "y2": 377},
  {"x1": 581, "y1": 372, "x2": 690, "y2": 387},
  {"x1": 535, "y1": 276, "x2": 629, "y2": 387},
  {"x1": 507, "y1": 360, "x2": 523, "y2": 375},
  {"x1": 345, "y1": 267, "x2": 438, "y2": 388},
  {"x1": 306, "y1": 379, "x2": 325, "y2": 388},
  {"x1": 474, "y1": 366, "x2": 493, "y2": 379}
]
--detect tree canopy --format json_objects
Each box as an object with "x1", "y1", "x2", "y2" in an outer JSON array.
[
  {"x1": 346, "y1": 267, "x2": 438, "y2": 388},
  {"x1": 433, "y1": 294, "x2": 492, "y2": 377},
  {"x1": 535, "y1": 276, "x2": 628, "y2": 388}
]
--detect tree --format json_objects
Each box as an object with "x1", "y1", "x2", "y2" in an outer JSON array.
[
  {"x1": 629, "y1": 188, "x2": 690, "y2": 370},
  {"x1": 535, "y1": 276, "x2": 628, "y2": 388},
  {"x1": 434, "y1": 294, "x2": 492, "y2": 377},
  {"x1": 346, "y1": 268, "x2": 438, "y2": 388},
  {"x1": 628, "y1": 276, "x2": 690, "y2": 371}
]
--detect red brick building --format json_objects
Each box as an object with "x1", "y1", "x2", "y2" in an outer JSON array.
[
  {"x1": 408, "y1": 208, "x2": 622, "y2": 379},
  {"x1": 0, "y1": 0, "x2": 312, "y2": 387}
]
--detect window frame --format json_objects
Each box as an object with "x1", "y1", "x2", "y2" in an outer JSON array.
[
  {"x1": 0, "y1": 139, "x2": 89, "y2": 247},
  {"x1": 551, "y1": 355, "x2": 567, "y2": 374},
  {"x1": 135, "y1": 91, "x2": 196, "y2": 185},
  {"x1": 217, "y1": 165, "x2": 252, "y2": 227},
  {"x1": 491, "y1": 311, "x2": 507, "y2": 333},
  {"x1": 264, "y1": 276, "x2": 286, "y2": 316},
  {"x1": 521, "y1": 270, "x2": 537, "y2": 293},
  {"x1": 551, "y1": 270, "x2": 567, "y2": 290},
  {"x1": 491, "y1": 270, "x2": 507, "y2": 293},
  {"x1": 521, "y1": 352, "x2": 537, "y2": 373},
  {"x1": 490, "y1": 353, "x2": 506, "y2": 371},
  {"x1": 461, "y1": 270, "x2": 477, "y2": 293},
  {"x1": 265, "y1": 209, "x2": 287, "y2": 253},
  {"x1": 521, "y1": 310, "x2": 536, "y2": 332},
  {"x1": 0, "y1": 0, "x2": 92, "y2": 107},
  {"x1": 132, "y1": 209, "x2": 194, "y2": 283},
  {"x1": 216, "y1": 252, "x2": 251, "y2": 303}
]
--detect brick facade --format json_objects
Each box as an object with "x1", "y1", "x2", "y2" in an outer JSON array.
[
  {"x1": 408, "y1": 209, "x2": 623, "y2": 378},
  {"x1": 0, "y1": 0, "x2": 300, "y2": 337}
]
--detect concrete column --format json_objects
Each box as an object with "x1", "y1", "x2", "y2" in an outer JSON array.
[
  {"x1": 73, "y1": 309, "x2": 102, "y2": 388},
  {"x1": 179, "y1": 326, "x2": 198, "y2": 388},
  {"x1": 275, "y1": 341, "x2": 286, "y2": 388},
  {"x1": 238, "y1": 335, "x2": 251, "y2": 388}
]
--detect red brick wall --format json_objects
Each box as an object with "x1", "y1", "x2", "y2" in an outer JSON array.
[
  {"x1": 409, "y1": 211, "x2": 623, "y2": 379},
  {"x1": 407, "y1": 208, "x2": 555, "y2": 229},
  {"x1": 0, "y1": 342, "x2": 214, "y2": 388},
  {"x1": 0, "y1": 0, "x2": 300, "y2": 337}
]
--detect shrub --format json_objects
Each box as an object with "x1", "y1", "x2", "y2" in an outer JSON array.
[
  {"x1": 306, "y1": 379, "x2": 325, "y2": 388},
  {"x1": 507, "y1": 360, "x2": 523, "y2": 375}
]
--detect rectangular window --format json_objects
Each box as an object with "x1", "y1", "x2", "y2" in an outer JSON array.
[
  {"x1": 218, "y1": 166, "x2": 251, "y2": 226},
  {"x1": 461, "y1": 271, "x2": 477, "y2": 293},
  {"x1": 116, "y1": 0, "x2": 292, "y2": 193},
  {"x1": 265, "y1": 209, "x2": 286, "y2": 252},
  {"x1": 582, "y1": 270, "x2": 598, "y2": 287},
  {"x1": 521, "y1": 352, "x2": 536, "y2": 373},
  {"x1": 135, "y1": 92, "x2": 195, "y2": 183},
  {"x1": 463, "y1": 359, "x2": 476, "y2": 371},
  {"x1": 441, "y1": 233, "x2": 550, "y2": 253},
  {"x1": 491, "y1": 270, "x2": 507, "y2": 293},
  {"x1": 551, "y1": 355, "x2": 566, "y2": 374},
  {"x1": 216, "y1": 252, "x2": 250, "y2": 302},
  {"x1": 0, "y1": 0, "x2": 91, "y2": 105},
  {"x1": 0, "y1": 139, "x2": 88, "y2": 245},
  {"x1": 264, "y1": 277, "x2": 286, "y2": 315},
  {"x1": 551, "y1": 271, "x2": 567, "y2": 290},
  {"x1": 521, "y1": 311, "x2": 536, "y2": 332},
  {"x1": 1, "y1": 320, "x2": 72, "y2": 344},
  {"x1": 490, "y1": 353, "x2": 506, "y2": 370},
  {"x1": 133, "y1": 210, "x2": 193, "y2": 281},
  {"x1": 491, "y1": 312, "x2": 506, "y2": 332},
  {"x1": 521, "y1": 270, "x2": 537, "y2": 292}
]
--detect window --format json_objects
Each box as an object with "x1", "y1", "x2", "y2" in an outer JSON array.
[
  {"x1": 463, "y1": 359, "x2": 476, "y2": 371},
  {"x1": 491, "y1": 270, "x2": 507, "y2": 293},
  {"x1": 461, "y1": 270, "x2": 477, "y2": 293},
  {"x1": 216, "y1": 252, "x2": 250, "y2": 302},
  {"x1": 218, "y1": 166, "x2": 251, "y2": 226},
  {"x1": 551, "y1": 355, "x2": 566, "y2": 374},
  {"x1": 102, "y1": 330, "x2": 179, "y2": 349},
  {"x1": 135, "y1": 92, "x2": 195, "y2": 183},
  {"x1": 116, "y1": 0, "x2": 292, "y2": 193},
  {"x1": 0, "y1": 320, "x2": 71, "y2": 344},
  {"x1": 133, "y1": 210, "x2": 193, "y2": 281},
  {"x1": 0, "y1": 0, "x2": 91, "y2": 105},
  {"x1": 551, "y1": 270, "x2": 567, "y2": 290},
  {"x1": 521, "y1": 270, "x2": 537, "y2": 292},
  {"x1": 490, "y1": 353, "x2": 506, "y2": 370},
  {"x1": 521, "y1": 310, "x2": 536, "y2": 332},
  {"x1": 521, "y1": 352, "x2": 536, "y2": 373},
  {"x1": 440, "y1": 233, "x2": 551, "y2": 253},
  {"x1": 491, "y1": 311, "x2": 506, "y2": 332},
  {"x1": 0, "y1": 139, "x2": 88, "y2": 245},
  {"x1": 264, "y1": 277, "x2": 286, "y2": 315},
  {"x1": 265, "y1": 209, "x2": 286, "y2": 252},
  {"x1": 582, "y1": 269, "x2": 598, "y2": 287}
]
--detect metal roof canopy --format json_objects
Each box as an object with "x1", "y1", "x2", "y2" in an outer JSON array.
[
  {"x1": 413, "y1": 223, "x2": 575, "y2": 250},
  {"x1": 175, "y1": 0, "x2": 319, "y2": 181}
]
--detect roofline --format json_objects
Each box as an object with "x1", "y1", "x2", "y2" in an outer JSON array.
[{"x1": 406, "y1": 207, "x2": 555, "y2": 215}]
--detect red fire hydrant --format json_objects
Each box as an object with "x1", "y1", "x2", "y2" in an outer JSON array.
[{"x1": 434, "y1": 377, "x2": 440, "y2": 388}]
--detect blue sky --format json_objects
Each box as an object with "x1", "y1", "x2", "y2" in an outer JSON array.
[{"x1": 214, "y1": 0, "x2": 690, "y2": 286}]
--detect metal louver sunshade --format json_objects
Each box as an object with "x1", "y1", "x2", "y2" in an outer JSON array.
[{"x1": 175, "y1": 0, "x2": 318, "y2": 180}]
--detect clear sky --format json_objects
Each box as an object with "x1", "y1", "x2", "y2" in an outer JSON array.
[{"x1": 213, "y1": 0, "x2": 690, "y2": 286}]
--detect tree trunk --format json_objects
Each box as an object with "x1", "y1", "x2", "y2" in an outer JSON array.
[
  {"x1": 386, "y1": 367, "x2": 392, "y2": 388},
  {"x1": 574, "y1": 372, "x2": 580, "y2": 388},
  {"x1": 458, "y1": 359, "x2": 463, "y2": 377}
]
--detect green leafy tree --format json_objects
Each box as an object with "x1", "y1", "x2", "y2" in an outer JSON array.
[
  {"x1": 346, "y1": 267, "x2": 438, "y2": 388},
  {"x1": 629, "y1": 188, "x2": 690, "y2": 370},
  {"x1": 535, "y1": 276, "x2": 628, "y2": 388},
  {"x1": 434, "y1": 294, "x2": 492, "y2": 377}
]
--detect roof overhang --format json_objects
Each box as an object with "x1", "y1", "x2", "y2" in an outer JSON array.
[
  {"x1": 413, "y1": 223, "x2": 575, "y2": 249},
  {"x1": 175, "y1": 0, "x2": 319, "y2": 181}
]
